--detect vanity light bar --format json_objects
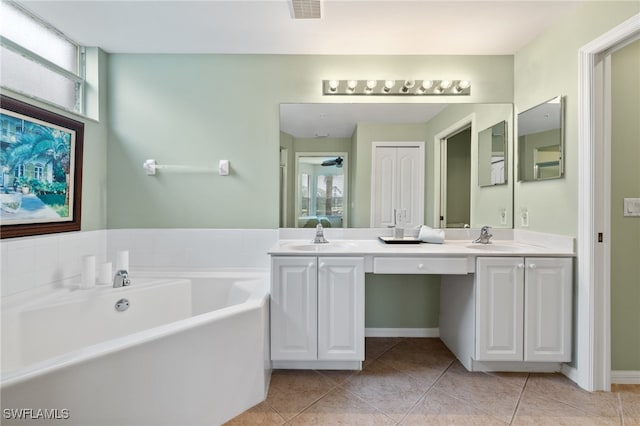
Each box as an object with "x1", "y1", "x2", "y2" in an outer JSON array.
[{"x1": 323, "y1": 79, "x2": 471, "y2": 96}]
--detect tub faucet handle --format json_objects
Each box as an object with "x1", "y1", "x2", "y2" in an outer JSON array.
[{"x1": 113, "y1": 270, "x2": 131, "y2": 288}]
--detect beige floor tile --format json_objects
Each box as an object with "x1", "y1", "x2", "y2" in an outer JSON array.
[
  {"x1": 316, "y1": 369, "x2": 357, "y2": 385},
  {"x1": 526, "y1": 373, "x2": 621, "y2": 419},
  {"x1": 289, "y1": 387, "x2": 396, "y2": 425},
  {"x1": 223, "y1": 401, "x2": 287, "y2": 426},
  {"x1": 433, "y1": 361, "x2": 527, "y2": 423},
  {"x1": 365, "y1": 337, "x2": 404, "y2": 361},
  {"x1": 377, "y1": 338, "x2": 454, "y2": 386},
  {"x1": 266, "y1": 370, "x2": 337, "y2": 420},
  {"x1": 341, "y1": 360, "x2": 428, "y2": 421},
  {"x1": 620, "y1": 392, "x2": 640, "y2": 425},
  {"x1": 513, "y1": 388, "x2": 621, "y2": 425},
  {"x1": 402, "y1": 388, "x2": 508, "y2": 425}
]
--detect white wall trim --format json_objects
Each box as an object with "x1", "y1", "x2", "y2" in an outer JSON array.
[
  {"x1": 561, "y1": 364, "x2": 580, "y2": 384},
  {"x1": 611, "y1": 371, "x2": 640, "y2": 385},
  {"x1": 365, "y1": 328, "x2": 439, "y2": 338},
  {"x1": 577, "y1": 13, "x2": 640, "y2": 392}
]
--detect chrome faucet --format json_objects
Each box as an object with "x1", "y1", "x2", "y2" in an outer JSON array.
[
  {"x1": 113, "y1": 270, "x2": 131, "y2": 288},
  {"x1": 473, "y1": 226, "x2": 493, "y2": 244},
  {"x1": 313, "y1": 223, "x2": 328, "y2": 244}
]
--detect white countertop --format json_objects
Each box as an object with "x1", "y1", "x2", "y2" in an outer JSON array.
[{"x1": 268, "y1": 238, "x2": 575, "y2": 257}]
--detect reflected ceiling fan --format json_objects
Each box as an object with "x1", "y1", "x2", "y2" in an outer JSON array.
[{"x1": 321, "y1": 156, "x2": 343, "y2": 168}]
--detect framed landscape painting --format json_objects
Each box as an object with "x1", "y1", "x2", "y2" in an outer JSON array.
[{"x1": 0, "y1": 96, "x2": 83, "y2": 238}]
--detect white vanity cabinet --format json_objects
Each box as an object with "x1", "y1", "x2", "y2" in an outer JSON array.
[
  {"x1": 475, "y1": 257, "x2": 572, "y2": 363},
  {"x1": 270, "y1": 256, "x2": 365, "y2": 368}
]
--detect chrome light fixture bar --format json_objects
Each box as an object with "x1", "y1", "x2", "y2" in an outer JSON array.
[{"x1": 323, "y1": 79, "x2": 471, "y2": 96}]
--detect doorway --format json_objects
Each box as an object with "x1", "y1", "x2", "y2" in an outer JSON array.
[
  {"x1": 294, "y1": 152, "x2": 348, "y2": 228},
  {"x1": 577, "y1": 14, "x2": 640, "y2": 391},
  {"x1": 441, "y1": 127, "x2": 472, "y2": 228}
]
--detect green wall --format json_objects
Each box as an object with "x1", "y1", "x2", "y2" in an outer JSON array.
[
  {"x1": 514, "y1": 1, "x2": 640, "y2": 235},
  {"x1": 107, "y1": 55, "x2": 513, "y2": 229},
  {"x1": 611, "y1": 39, "x2": 640, "y2": 371}
]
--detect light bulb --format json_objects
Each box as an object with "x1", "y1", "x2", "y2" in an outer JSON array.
[
  {"x1": 421, "y1": 80, "x2": 433, "y2": 89},
  {"x1": 347, "y1": 80, "x2": 357, "y2": 93},
  {"x1": 457, "y1": 80, "x2": 470, "y2": 89},
  {"x1": 401, "y1": 80, "x2": 415, "y2": 93},
  {"x1": 383, "y1": 80, "x2": 395, "y2": 93},
  {"x1": 328, "y1": 80, "x2": 339, "y2": 92},
  {"x1": 366, "y1": 80, "x2": 377, "y2": 89},
  {"x1": 439, "y1": 80, "x2": 452, "y2": 89}
]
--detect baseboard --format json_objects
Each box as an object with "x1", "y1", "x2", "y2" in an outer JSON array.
[
  {"x1": 561, "y1": 363, "x2": 579, "y2": 384},
  {"x1": 611, "y1": 370, "x2": 640, "y2": 384},
  {"x1": 365, "y1": 328, "x2": 439, "y2": 338}
]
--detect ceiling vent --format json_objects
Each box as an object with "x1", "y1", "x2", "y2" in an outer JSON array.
[{"x1": 290, "y1": 0, "x2": 322, "y2": 19}]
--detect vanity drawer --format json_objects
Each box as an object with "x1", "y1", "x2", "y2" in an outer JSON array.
[{"x1": 373, "y1": 257, "x2": 471, "y2": 275}]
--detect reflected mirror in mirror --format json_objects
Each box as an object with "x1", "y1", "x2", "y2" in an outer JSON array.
[
  {"x1": 518, "y1": 95, "x2": 564, "y2": 181},
  {"x1": 280, "y1": 103, "x2": 513, "y2": 229},
  {"x1": 478, "y1": 120, "x2": 507, "y2": 187}
]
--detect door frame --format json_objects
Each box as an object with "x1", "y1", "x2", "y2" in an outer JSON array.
[{"x1": 576, "y1": 13, "x2": 640, "y2": 391}]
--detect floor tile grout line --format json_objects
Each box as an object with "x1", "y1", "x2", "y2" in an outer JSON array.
[
  {"x1": 525, "y1": 381, "x2": 623, "y2": 420},
  {"x1": 334, "y1": 382, "x2": 401, "y2": 424},
  {"x1": 509, "y1": 373, "x2": 530, "y2": 425},
  {"x1": 396, "y1": 358, "x2": 456, "y2": 425},
  {"x1": 277, "y1": 371, "x2": 351, "y2": 424}
]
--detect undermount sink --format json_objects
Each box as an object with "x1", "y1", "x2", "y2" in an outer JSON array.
[
  {"x1": 289, "y1": 242, "x2": 356, "y2": 252},
  {"x1": 466, "y1": 243, "x2": 521, "y2": 252}
]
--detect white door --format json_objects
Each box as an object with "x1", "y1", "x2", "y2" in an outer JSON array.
[
  {"x1": 476, "y1": 257, "x2": 524, "y2": 361},
  {"x1": 371, "y1": 142, "x2": 424, "y2": 228},
  {"x1": 524, "y1": 257, "x2": 573, "y2": 362},
  {"x1": 271, "y1": 256, "x2": 317, "y2": 360},
  {"x1": 317, "y1": 257, "x2": 365, "y2": 361}
]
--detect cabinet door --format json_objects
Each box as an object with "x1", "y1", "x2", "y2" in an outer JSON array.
[
  {"x1": 271, "y1": 257, "x2": 317, "y2": 360},
  {"x1": 524, "y1": 258, "x2": 572, "y2": 362},
  {"x1": 317, "y1": 257, "x2": 365, "y2": 361},
  {"x1": 476, "y1": 257, "x2": 524, "y2": 361}
]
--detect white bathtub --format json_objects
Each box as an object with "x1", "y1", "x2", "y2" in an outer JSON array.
[{"x1": 1, "y1": 270, "x2": 271, "y2": 426}]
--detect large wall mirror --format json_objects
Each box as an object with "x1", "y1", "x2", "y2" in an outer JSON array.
[
  {"x1": 517, "y1": 95, "x2": 564, "y2": 181},
  {"x1": 280, "y1": 103, "x2": 514, "y2": 229}
]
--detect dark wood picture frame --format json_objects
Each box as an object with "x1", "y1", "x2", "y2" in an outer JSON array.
[{"x1": 1, "y1": 96, "x2": 83, "y2": 239}]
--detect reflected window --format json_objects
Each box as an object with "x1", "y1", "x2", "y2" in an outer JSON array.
[{"x1": 296, "y1": 154, "x2": 347, "y2": 228}]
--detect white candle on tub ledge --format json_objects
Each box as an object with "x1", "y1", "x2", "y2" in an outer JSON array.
[
  {"x1": 98, "y1": 262, "x2": 112, "y2": 285},
  {"x1": 116, "y1": 250, "x2": 129, "y2": 272},
  {"x1": 81, "y1": 255, "x2": 96, "y2": 289}
]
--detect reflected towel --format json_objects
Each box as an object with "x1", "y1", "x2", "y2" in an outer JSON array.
[{"x1": 418, "y1": 225, "x2": 445, "y2": 244}]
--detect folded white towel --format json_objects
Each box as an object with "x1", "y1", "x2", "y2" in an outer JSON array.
[{"x1": 418, "y1": 225, "x2": 445, "y2": 244}]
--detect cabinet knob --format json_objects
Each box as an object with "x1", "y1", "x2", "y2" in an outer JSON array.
[
  {"x1": 309, "y1": 262, "x2": 315, "y2": 268},
  {"x1": 417, "y1": 263, "x2": 424, "y2": 269},
  {"x1": 518, "y1": 264, "x2": 525, "y2": 269},
  {"x1": 529, "y1": 264, "x2": 537, "y2": 269},
  {"x1": 319, "y1": 262, "x2": 325, "y2": 269}
]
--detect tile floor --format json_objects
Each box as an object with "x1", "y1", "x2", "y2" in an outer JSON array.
[{"x1": 225, "y1": 338, "x2": 640, "y2": 425}]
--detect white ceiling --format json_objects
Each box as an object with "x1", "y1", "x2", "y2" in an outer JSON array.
[
  {"x1": 280, "y1": 103, "x2": 449, "y2": 138},
  {"x1": 16, "y1": 0, "x2": 584, "y2": 55}
]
